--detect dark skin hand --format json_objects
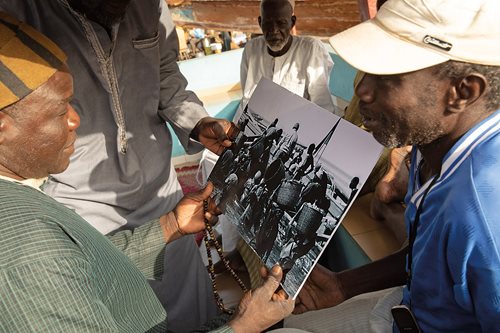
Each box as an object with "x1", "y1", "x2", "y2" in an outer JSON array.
[
  {"x1": 229, "y1": 265, "x2": 295, "y2": 333},
  {"x1": 192, "y1": 117, "x2": 238, "y2": 155},
  {"x1": 173, "y1": 182, "x2": 221, "y2": 235},
  {"x1": 159, "y1": 182, "x2": 221, "y2": 243},
  {"x1": 295, "y1": 248, "x2": 407, "y2": 314},
  {"x1": 294, "y1": 264, "x2": 345, "y2": 314}
]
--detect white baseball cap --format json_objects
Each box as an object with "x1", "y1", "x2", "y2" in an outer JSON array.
[{"x1": 329, "y1": 0, "x2": 500, "y2": 75}]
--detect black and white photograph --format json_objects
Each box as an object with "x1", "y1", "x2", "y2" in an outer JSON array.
[{"x1": 209, "y1": 78, "x2": 383, "y2": 298}]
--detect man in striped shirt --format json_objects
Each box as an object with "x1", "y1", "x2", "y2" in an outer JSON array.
[{"x1": 281, "y1": 0, "x2": 500, "y2": 332}]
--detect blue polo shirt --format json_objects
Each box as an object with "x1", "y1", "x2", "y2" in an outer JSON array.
[{"x1": 399, "y1": 110, "x2": 500, "y2": 332}]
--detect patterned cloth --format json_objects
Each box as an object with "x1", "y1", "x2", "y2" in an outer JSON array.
[
  {"x1": 0, "y1": 11, "x2": 66, "y2": 109},
  {"x1": 0, "y1": 179, "x2": 233, "y2": 333},
  {"x1": 401, "y1": 109, "x2": 500, "y2": 332}
]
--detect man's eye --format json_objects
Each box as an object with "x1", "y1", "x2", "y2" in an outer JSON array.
[
  {"x1": 263, "y1": 20, "x2": 288, "y2": 28},
  {"x1": 59, "y1": 109, "x2": 69, "y2": 117}
]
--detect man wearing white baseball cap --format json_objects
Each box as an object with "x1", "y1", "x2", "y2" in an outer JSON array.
[{"x1": 270, "y1": 0, "x2": 500, "y2": 332}]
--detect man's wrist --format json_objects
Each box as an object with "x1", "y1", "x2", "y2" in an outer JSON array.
[
  {"x1": 159, "y1": 211, "x2": 182, "y2": 243},
  {"x1": 228, "y1": 319, "x2": 259, "y2": 333},
  {"x1": 333, "y1": 271, "x2": 349, "y2": 302},
  {"x1": 190, "y1": 117, "x2": 206, "y2": 141}
]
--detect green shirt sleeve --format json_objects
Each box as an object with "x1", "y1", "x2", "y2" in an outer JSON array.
[
  {"x1": 1, "y1": 257, "x2": 119, "y2": 332},
  {"x1": 209, "y1": 326, "x2": 234, "y2": 333},
  {"x1": 106, "y1": 219, "x2": 166, "y2": 280}
]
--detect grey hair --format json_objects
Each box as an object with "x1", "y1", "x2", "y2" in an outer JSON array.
[{"x1": 436, "y1": 61, "x2": 500, "y2": 111}]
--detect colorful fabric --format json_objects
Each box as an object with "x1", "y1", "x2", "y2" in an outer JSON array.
[
  {"x1": 0, "y1": 12, "x2": 66, "y2": 109},
  {"x1": 401, "y1": 109, "x2": 500, "y2": 332}
]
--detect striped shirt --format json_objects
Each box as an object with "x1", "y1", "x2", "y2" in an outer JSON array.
[
  {"x1": 0, "y1": 179, "x2": 232, "y2": 333},
  {"x1": 401, "y1": 109, "x2": 500, "y2": 332}
]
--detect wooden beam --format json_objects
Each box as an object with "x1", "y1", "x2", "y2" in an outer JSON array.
[{"x1": 168, "y1": 0, "x2": 362, "y2": 37}]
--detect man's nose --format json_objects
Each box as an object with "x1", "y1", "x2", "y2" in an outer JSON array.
[
  {"x1": 355, "y1": 73, "x2": 375, "y2": 104},
  {"x1": 269, "y1": 22, "x2": 280, "y2": 33},
  {"x1": 67, "y1": 105, "x2": 80, "y2": 130}
]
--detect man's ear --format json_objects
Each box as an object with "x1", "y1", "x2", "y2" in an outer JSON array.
[
  {"x1": 0, "y1": 108, "x2": 18, "y2": 145},
  {"x1": 0, "y1": 111, "x2": 10, "y2": 145},
  {"x1": 447, "y1": 73, "x2": 487, "y2": 113},
  {"x1": 291, "y1": 15, "x2": 296, "y2": 28},
  {"x1": 258, "y1": 16, "x2": 262, "y2": 28}
]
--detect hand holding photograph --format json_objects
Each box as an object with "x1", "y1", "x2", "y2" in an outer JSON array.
[{"x1": 209, "y1": 78, "x2": 383, "y2": 299}]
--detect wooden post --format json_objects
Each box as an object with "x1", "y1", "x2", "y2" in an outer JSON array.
[{"x1": 357, "y1": 0, "x2": 378, "y2": 21}]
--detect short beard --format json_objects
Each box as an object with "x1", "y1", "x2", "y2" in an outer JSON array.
[
  {"x1": 374, "y1": 120, "x2": 446, "y2": 148},
  {"x1": 267, "y1": 41, "x2": 286, "y2": 52},
  {"x1": 70, "y1": 0, "x2": 131, "y2": 27},
  {"x1": 90, "y1": 10, "x2": 124, "y2": 28},
  {"x1": 266, "y1": 35, "x2": 290, "y2": 53}
]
